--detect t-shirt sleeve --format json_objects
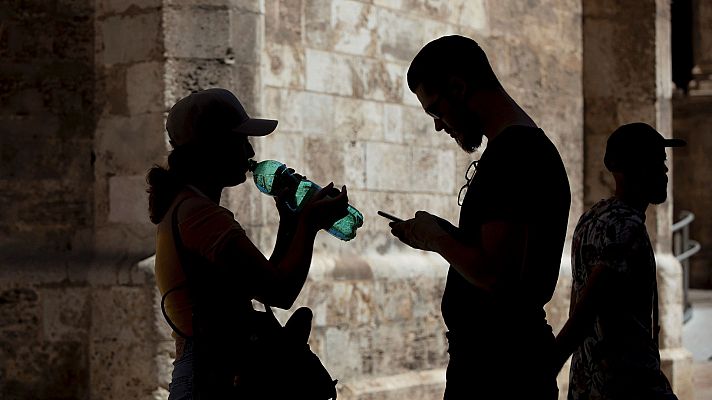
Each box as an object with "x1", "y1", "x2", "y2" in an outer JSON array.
[
  {"x1": 178, "y1": 200, "x2": 250, "y2": 264},
  {"x1": 593, "y1": 218, "x2": 644, "y2": 275}
]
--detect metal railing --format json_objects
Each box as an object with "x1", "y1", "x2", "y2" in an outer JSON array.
[{"x1": 672, "y1": 210, "x2": 701, "y2": 323}]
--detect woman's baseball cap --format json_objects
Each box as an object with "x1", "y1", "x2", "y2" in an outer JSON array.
[{"x1": 166, "y1": 88, "x2": 277, "y2": 147}]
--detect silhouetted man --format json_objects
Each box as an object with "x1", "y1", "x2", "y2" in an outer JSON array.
[
  {"x1": 389, "y1": 35, "x2": 571, "y2": 399},
  {"x1": 555, "y1": 123, "x2": 683, "y2": 400}
]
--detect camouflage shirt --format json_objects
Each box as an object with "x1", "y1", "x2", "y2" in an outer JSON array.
[{"x1": 567, "y1": 198, "x2": 675, "y2": 400}]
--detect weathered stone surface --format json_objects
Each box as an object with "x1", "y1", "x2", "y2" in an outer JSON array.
[
  {"x1": 306, "y1": 49, "x2": 354, "y2": 96},
  {"x1": 366, "y1": 142, "x2": 412, "y2": 191},
  {"x1": 164, "y1": 7, "x2": 232, "y2": 59},
  {"x1": 264, "y1": 42, "x2": 305, "y2": 89},
  {"x1": 332, "y1": 0, "x2": 378, "y2": 57},
  {"x1": 410, "y1": 147, "x2": 455, "y2": 194},
  {"x1": 265, "y1": 0, "x2": 303, "y2": 45},
  {"x1": 99, "y1": 11, "x2": 163, "y2": 65},
  {"x1": 334, "y1": 97, "x2": 385, "y2": 141}
]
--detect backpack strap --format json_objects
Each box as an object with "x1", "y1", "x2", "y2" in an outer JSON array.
[{"x1": 160, "y1": 196, "x2": 196, "y2": 339}]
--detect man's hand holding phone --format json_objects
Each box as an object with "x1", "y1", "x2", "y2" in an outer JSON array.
[{"x1": 382, "y1": 210, "x2": 452, "y2": 252}]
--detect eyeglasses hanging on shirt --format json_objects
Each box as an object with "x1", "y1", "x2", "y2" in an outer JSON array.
[{"x1": 457, "y1": 160, "x2": 478, "y2": 207}]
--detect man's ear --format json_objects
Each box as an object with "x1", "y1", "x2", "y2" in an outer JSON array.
[{"x1": 447, "y1": 76, "x2": 467, "y2": 101}]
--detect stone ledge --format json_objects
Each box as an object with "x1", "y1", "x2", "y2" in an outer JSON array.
[
  {"x1": 661, "y1": 347, "x2": 694, "y2": 400},
  {"x1": 339, "y1": 368, "x2": 446, "y2": 400}
]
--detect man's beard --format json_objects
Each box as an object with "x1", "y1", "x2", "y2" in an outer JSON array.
[
  {"x1": 456, "y1": 130, "x2": 484, "y2": 153},
  {"x1": 453, "y1": 107, "x2": 485, "y2": 153}
]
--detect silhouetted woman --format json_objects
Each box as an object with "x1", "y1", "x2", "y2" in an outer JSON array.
[{"x1": 147, "y1": 88, "x2": 348, "y2": 399}]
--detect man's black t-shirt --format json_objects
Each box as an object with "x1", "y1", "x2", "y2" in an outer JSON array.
[{"x1": 441, "y1": 125, "x2": 571, "y2": 348}]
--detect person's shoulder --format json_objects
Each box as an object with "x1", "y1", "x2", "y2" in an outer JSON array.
[
  {"x1": 175, "y1": 190, "x2": 231, "y2": 223},
  {"x1": 579, "y1": 198, "x2": 646, "y2": 242}
]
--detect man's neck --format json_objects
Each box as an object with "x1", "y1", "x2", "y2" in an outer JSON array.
[
  {"x1": 614, "y1": 189, "x2": 649, "y2": 214},
  {"x1": 476, "y1": 90, "x2": 537, "y2": 142}
]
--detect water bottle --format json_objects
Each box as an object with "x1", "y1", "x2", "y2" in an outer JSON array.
[{"x1": 248, "y1": 159, "x2": 364, "y2": 241}]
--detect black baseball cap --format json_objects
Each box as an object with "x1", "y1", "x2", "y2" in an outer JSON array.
[
  {"x1": 166, "y1": 88, "x2": 277, "y2": 148},
  {"x1": 604, "y1": 122, "x2": 686, "y2": 172}
]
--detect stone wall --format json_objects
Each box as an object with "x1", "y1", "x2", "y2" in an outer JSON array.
[
  {"x1": 0, "y1": 0, "x2": 96, "y2": 259},
  {"x1": 673, "y1": 94, "x2": 712, "y2": 288},
  {"x1": 235, "y1": 0, "x2": 584, "y2": 254},
  {"x1": 672, "y1": 0, "x2": 712, "y2": 289},
  {"x1": 4, "y1": 0, "x2": 665, "y2": 399}
]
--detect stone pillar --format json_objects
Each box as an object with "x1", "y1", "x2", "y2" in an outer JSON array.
[
  {"x1": 690, "y1": 0, "x2": 712, "y2": 93},
  {"x1": 673, "y1": 0, "x2": 712, "y2": 289},
  {"x1": 583, "y1": 0, "x2": 693, "y2": 397},
  {"x1": 94, "y1": 0, "x2": 166, "y2": 260}
]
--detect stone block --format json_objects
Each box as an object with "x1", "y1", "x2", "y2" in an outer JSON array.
[
  {"x1": 332, "y1": 0, "x2": 378, "y2": 57},
  {"x1": 231, "y1": 8, "x2": 262, "y2": 65},
  {"x1": 402, "y1": 0, "x2": 450, "y2": 21},
  {"x1": 99, "y1": 12, "x2": 162, "y2": 65},
  {"x1": 95, "y1": 113, "x2": 167, "y2": 175},
  {"x1": 377, "y1": 8, "x2": 423, "y2": 62},
  {"x1": 89, "y1": 340, "x2": 159, "y2": 400},
  {"x1": 97, "y1": 0, "x2": 161, "y2": 15},
  {"x1": 352, "y1": 59, "x2": 404, "y2": 102},
  {"x1": 264, "y1": 42, "x2": 305, "y2": 89},
  {"x1": 265, "y1": 0, "x2": 303, "y2": 44},
  {"x1": 1, "y1": 341, "x2": 89, "y2": 400},
  {"x1": 232, "y1": 63, "x2": 262, "y2": 114},
  {"x1": 257, "y1": 131, "x2": 306, "y2": 171},
  {"x1": 657, "y1": 253, "x2": 684, "y2": 349},
  {"x1": 334, "y1": 97, "x2": 385, "y2": 141},
  {"x1": 0, "y1": 287, "x2": 41, "y2": 343},
  {"x1": 339, "y1": 368, "x2": 446, "y2": 400},
  {"x1": 303, "y1": 137, "x2": 346, "y2": 186},
  {"x1": 408, "y1": 193, "x2": 457, "y2": 222},
  {"x1": 263, "y1": 87, "x2": 304, "y2": 132},
  {"x1": 410, "y1": 147, "x2": 455, "y2": 194},
  {"x1": 366, "y1": 142, "x2": 411, "y2": 191},
  {"x1": 343, "y1": 140, "x2": 367, "y2": 190},
  {"x1": 165, "y1": 59, "x2": 236, "y2": 106},
  {"x1": 419, "y1": 18, "x2": 457, "y2": 48},
  {"x1": 324, "y1": 326, "x2": 364, "y2": 378},
  {"x1": 165, "y1": 0, "x2": 261, "y2": 12},
  {"x1": 126, "y1": 62, "x2": 164, "y2": 115},
  {"x1": 451, "y1": 0, "x2": 488, "y2": 31},
  {"x1": 383, "y1": 103, "x2": 404, "y2": 143},
  {"x1": 302, "y1": 92, "x2": 336, "y2": 136},
  {"x1": 306, "y1": 49, "x2": 354, "y2": 96},
  {"x1": 305, "y1": 0, "x2": 334, "y2": 50},
  {"x1": 401, "y1": 105, "x2": 440, "y2": 146},
  {"x1": 164, "y1": 7, "x2": 232, "y2": 59},
  {"x1": 108, "y1": 175, "x2": 150, "y2": 224},
  {"x1": 41, "y1": 287, "x2": 90, "y2": 342},
  {"x1": 90, "y1": 285, "x2": 154, "y2": 342},
  {"x1": 660, "y1": 347, "x2": 694, "y2": 400}
]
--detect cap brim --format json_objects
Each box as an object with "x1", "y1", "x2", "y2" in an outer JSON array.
[
  {"x1": 663, "y1": 138, "x2": 686, "y2": 147},
  {"x1": 233, "y1": 118, "x2": 278, "y2": 137}
]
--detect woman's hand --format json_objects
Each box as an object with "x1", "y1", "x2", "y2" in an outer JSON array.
[
  {"x1": 274, "y1": 187, "x2": 298, "y2": 230},
  {"x1": 301, "y1": 183, "x2": 350, "y2": 232}
]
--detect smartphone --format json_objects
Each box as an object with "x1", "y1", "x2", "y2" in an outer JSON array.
[{"x1": 377, "y1": 210, "x2": 403, "y2": 223}]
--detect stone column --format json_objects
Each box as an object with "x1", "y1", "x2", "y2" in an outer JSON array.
[
  {"x1": 673, "y1": 0, "x2": 712, "y2": 288},
  {"x1": 690, "y1": 0, "x2": 712, "y2": 93},
  {"x1": 582, "y1": 0, "x2": 693, "y2": 397}
]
